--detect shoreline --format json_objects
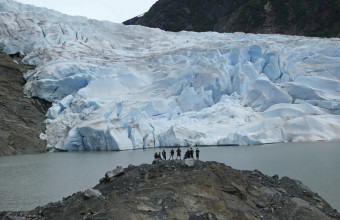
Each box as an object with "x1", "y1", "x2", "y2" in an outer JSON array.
[{"x1": 1, "y1": 160, "x2": 339, "y2": 219}]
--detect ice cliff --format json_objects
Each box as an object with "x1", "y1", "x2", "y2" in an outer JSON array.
[{"x1": 0, "y1": 0, "x2": 340, "y2": 151}]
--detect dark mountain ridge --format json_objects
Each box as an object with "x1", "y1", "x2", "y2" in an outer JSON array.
[{"x1": 124, "y1": 0, "x2": 340, "y2": 38}]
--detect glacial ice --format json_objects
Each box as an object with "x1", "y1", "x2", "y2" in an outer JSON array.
[{"x1": 0, "y1": 0, "x2": 340, "y2": 151}]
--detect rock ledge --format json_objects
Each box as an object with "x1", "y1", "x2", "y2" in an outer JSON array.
[{"x1": 1, "y1": 160, "x2": 339, "y2": 220}]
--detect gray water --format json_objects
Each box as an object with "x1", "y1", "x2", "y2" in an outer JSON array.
[{"x1": 0, "y1": 141, "x2": 339, "y2": 212}]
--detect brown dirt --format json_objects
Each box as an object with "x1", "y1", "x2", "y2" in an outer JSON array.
[{"x1": 0, "y1": 51, "x2": 50, "y2": 156}]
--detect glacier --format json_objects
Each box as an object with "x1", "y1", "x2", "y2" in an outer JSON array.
[{"x1": 0, "y1": 0, "x2": 340, "y2": 151}]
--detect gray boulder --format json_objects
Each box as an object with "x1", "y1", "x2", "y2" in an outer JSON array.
[
  {"x1": 84, "y1": 188, "x2": 102, "y2": 199},
  {"x1": 105, "y1": 166, "x2": 124, "y2": 181},
  {"x1": 184, "y1": 158, "x2": 195, "y2": 167}
]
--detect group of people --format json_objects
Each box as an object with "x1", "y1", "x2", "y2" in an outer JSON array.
[
  {"x1": 154, "y1": 151, "x2": 166, "y2": 160},
  {"x1": 154, "y1": 147, "x2": 200, "y2": 160},
  {"x1": 183, "y1": 147, "x2": 196, "y2": 159}
]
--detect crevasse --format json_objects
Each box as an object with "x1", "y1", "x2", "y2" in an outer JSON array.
[{"x1": 1, "y1": 0, "x2": 340, "y2": 151}]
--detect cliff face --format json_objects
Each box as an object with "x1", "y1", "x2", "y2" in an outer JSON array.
[
  {"x1": 2, "y1": 160, "x2": 339, "y2": 219},
  {"x1": 0, "y1": 52, "x2": 50, "y2": 155},
  {"x1": 124, "y1": 0, "x2": 340, "y2": 38}
]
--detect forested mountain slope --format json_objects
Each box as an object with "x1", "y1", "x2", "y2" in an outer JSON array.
[{"x1": 124, "y1": 0, "x2": 340, "y2": 38}]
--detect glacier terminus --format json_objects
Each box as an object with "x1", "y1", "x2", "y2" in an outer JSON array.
[{"x1": 1, "y1": 0, "x2": 340, "y2": 151}]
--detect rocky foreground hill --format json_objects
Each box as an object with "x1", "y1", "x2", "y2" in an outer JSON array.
[
  {"x1": 124, "y1": 0, "x2": 340, "y2": 38},
  {"x1": 0, "y1": 51, "x2": 50, "y2": 155},
  {"x1": 1, "y1": 160, "x2": 339, "y2": 220}
]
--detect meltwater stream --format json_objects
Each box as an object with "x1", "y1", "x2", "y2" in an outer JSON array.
[{"x1": 0, "y1": 141, "x2": 339, "y2": 212}]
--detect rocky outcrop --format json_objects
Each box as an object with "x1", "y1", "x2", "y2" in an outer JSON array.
[
  {"x1": 1, "y1": 160, "x2": 339, "y2": 219},
  {"x1": 124, "y1": 0, "x2": 340, "y2": 38},
  {"x1": 0, "y1": 52, "x2": 50, "y2": 155}
]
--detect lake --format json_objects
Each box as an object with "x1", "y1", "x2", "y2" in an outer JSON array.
[{"x1": 0, "y1": 141, "x2": 339, "y2": 212}]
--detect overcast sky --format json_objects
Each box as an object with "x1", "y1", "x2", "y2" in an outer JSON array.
[{"x1": 15, "y1": 0, "x2": 158, "y2": 23}]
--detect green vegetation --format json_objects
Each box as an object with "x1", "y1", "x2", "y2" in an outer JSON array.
[
  {"x1": 131, "y1": 0, "x2": 340, "y2": 38},
  {"x1": 236, "y1": 0, "x2": 266, "y2": 28},
  {"x1": 271, "y1": 0, "x2": 289, "y2": 27},
  {"x1": 308, "y1": 0, "x2": 340, "y2": 37}
]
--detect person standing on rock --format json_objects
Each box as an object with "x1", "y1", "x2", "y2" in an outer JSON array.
[
  {"x1": 155, "y1": 152, "x2": 162, "y2": 160},
  {"x1": 190, "y1": 147, "x2": 194, "y2": 158},
  {"x1": 162, "y1": 149, "x2": 166, "y2": 160},
  {"x1": 176, "y1": 147, "x2": 181, "y2": 160},
  {"x1": 196, "y1": 147, "x2": 200, "y2": 160},
  {"x1": 170, "y1": 149, "x2": 175, "y2": 160},
  {"x1": 184, "y1": 149, "x2": 189, "y2": 159}
]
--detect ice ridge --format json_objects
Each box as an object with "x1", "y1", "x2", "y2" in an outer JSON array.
[{"x1": 0, "y1": 0, "x2": 340, "y2": 150}]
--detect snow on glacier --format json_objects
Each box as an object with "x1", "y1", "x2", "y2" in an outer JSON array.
[{"x1": 1, "y1": 0, "x2": 340, "y2": 151}]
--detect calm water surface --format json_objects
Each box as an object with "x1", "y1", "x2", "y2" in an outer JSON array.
[{"x1": 0, "y1": 141, "x2": 339, "y2": 211}]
